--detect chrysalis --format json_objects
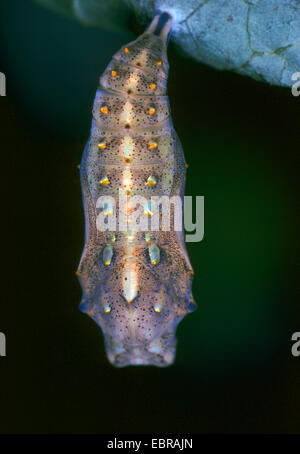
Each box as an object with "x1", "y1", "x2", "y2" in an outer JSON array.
[{"x1": 77, "y1": 12, "x2": 196, "y2": 367}]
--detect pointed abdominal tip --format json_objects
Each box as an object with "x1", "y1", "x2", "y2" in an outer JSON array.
[{"x1": 146, "y1": 12, "x2": 172, "y2": 44}]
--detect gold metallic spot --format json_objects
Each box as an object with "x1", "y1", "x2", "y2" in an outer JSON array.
[
  {"x1": 185, "y1": 163, "x2": 189, "y2": 168},
  {"x1": 144, "y1": 201, "x2": 154, "y2": 216},
  {"x1": 103, "y1": 200, "x2": 113, "y2": 216},
  {"x1": 145, "y1": 233, "x2": 152, "y2": 243},
  {"x1": 104, "y1": 305, "x2": 111, "y2": 314},
  {"x1": 149, "y1": 244, "x2": 160, "y2": 265},
  {"x1": 145, "y1": 175, "x2": 157, "y2": 186},
  {"x1": 124, "y1": 157, "x2": 131, "y2": 164},
  {"x1": 126, "y1": 189, "x2": 131, "y2": 195},
  {"x1": 149, "y1": 141, "x2": 158, "y2": 150},
  {"x1": 111, "y1": 70, "x2": 117, "y2": 77},
  {"x1": 98, "y1": 142, "x2": 106, "y2": 150},
  {"x1": 148, "y1": 107, "x2": 156, "y2": 115},
  {"x1": 124, "y1": 47, "x2": 129, "y2": 53},
  {"x1": 156, "y1": 61, "x2": 162, "y2": 67},
  {"x1": 103, "y1": 245, "x2": 113, "y2": 266},
  {"x1": 99, "y1": 176, "x2": 110, "y2": 186},
  {"x1": 154, "y1": 303, "x2": 162, "y2": 313},
  {"x1": 149, "y1": 83, "x2": 156, "y2": 90},
  {"x1": 108, "y1": 234, "x2": 116, "y2": 243},
  {"x1": 101, "y1": 106, "x2": 108, "y2": 115}
]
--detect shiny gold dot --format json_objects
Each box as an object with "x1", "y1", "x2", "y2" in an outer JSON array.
[
  {"x1": 99, "y1": 176, "x2": 110, "y2": 186},
  {"x1": 101, "y1": 106, "x2": 108, "y2": 115},
  {"x1": 149, "y1": 141, "x2": 158, "y2": 150},
  {"x1": 149, "y1": 244, "x2": 160, "y2": 265},
  {"x1": 98, "y1": 142, "x2": 106, "y2": 150},
  {"x1": 103, "y1": 245, "x2": 113, "y2": 266},
  {"x1": 156, "y1": 61, "x2": 162, "y2": 67},
  {"x1": 149, "y1": 83, "x2": 156, "y2": 90},
  {"x1": 111, "y1": 70, "x2": 117, "y2": 77},
  {"x1": 145, "y1": 176, "x2": 157, "y2": 186},
  {"x1": 124, "y1": 47, "x2": 129, "y2": 53},
  {"x1": 103, "y1": 200, "x2": 113, "y2": 216},
  {"x1": 145, "y1": 233, "x2": 152, "y2": 243},
  {"x1": 124, "y1": 157, "x2": 131, "y2": 164},
  {"x1": 126, "y1": 189, "x2": 131, "y2": 195},
  {"x1": 148, "y1": 107, "x2": 156, "y2": 115},
  {"x1": 144, "y1": 201, "x2": 154, "y2": 216}
]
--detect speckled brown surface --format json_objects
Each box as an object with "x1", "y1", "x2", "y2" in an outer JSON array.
[{"x1": 77, "y1": 14, "x2": 195, "y2": 367}]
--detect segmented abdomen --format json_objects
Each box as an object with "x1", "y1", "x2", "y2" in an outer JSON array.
[{"x1": 77, "y1": 13, "x2": 196, "y2": 367}]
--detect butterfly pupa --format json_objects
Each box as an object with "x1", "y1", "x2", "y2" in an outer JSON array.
[{"x1": 77, "y1": 12, "x2": 196, "y2": 367}]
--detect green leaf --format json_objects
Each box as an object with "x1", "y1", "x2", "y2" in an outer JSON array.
[{"x1": 36, "y1": 0, "x2": 300, "y2": 87}]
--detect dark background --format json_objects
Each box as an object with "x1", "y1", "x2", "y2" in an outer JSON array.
[{"x1": 0, "y1": 0, "x2": 299, "y2": 433}]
